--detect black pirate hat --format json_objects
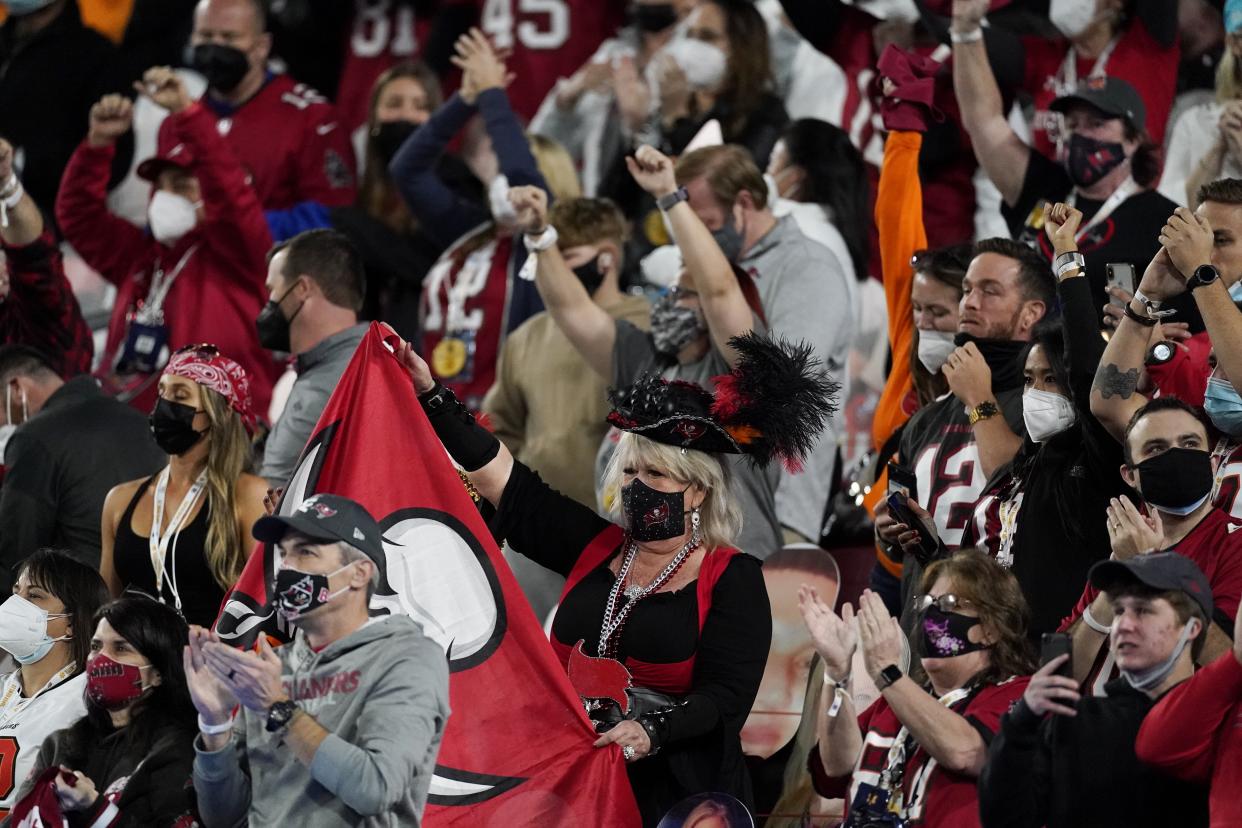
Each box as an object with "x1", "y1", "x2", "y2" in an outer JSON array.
[{"x1": 606, "y1": 333, "x2": 839, "y2": 471}]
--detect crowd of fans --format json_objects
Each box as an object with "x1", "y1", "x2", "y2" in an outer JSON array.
[{"x1": 0, "y1": 0, "x2": 1240, "y2": 825}]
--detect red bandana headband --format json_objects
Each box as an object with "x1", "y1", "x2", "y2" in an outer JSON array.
[{"x1": 163, "y1": 345, "x2": 256, "y2": 431}]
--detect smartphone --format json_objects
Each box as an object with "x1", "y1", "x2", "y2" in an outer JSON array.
[
  {"x1": 1040, "y1": 632, "x2": 1073, "y2": 679},
  {"x1": 1106, "y1": 263, "x2": 1136, "y2": 310},
  {"x1": 887, "y1": 461, "x2": 917, "y2": 501},
  {"x1": 885, "y1": 491, "x2": 940, "y2": 563}
]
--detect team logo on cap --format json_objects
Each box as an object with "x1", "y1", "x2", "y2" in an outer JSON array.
[
  {"x1": 674, "y1": 421, "x2": 705, "y2": 441},
  {"x1": 299, "y1": 496, "x2": 337, "y2": 519}
]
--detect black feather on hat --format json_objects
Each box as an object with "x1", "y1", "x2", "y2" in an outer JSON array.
[{"x1": 606, "y1": 332, "x2": 839, "y2": 471}]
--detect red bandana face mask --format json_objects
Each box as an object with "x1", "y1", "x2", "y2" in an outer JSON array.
[{"x1": 86, "y1": 653, "x2": 149, "y2": 711}]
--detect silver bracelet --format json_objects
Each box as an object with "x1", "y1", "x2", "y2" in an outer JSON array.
[
  {"x1": 950, "y1": 27, "x2": 984, "y2": 44},
  {"x1": 1053, "y1": 251, "x2": 1085, "y2": 280}
]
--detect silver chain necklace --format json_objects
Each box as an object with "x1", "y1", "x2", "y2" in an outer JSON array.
[{"x1": 598, "y1": 530, "x2": 702, "y2": 658}]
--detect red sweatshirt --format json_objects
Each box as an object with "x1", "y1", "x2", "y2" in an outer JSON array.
[
  {"x1": 55, "y1": 102, "x2": 280, "y2": 415},
  {"x1": 1136, "y1": 650, "x2": 1242, "y2": 827}
]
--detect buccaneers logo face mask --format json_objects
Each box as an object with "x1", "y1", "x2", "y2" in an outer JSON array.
[
  {"x1": 273, "y1": 563, "x2": 356, "y2": 621},
  {"x1": 621, "y1": 478, "x2": 691, "y2": 542}
]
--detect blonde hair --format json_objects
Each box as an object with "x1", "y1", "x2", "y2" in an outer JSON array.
[
  {"x1": 199, "y1": 387, "x2": 251, "y2": 589},
  {"x1": 1219, "y1": 46, "x2": 1242, "y2": 104},
  {"x1": 600, "y1": 432, "x2": 743, "y2": 550},
  {"x1": 528, "y1": 133, "x2": 581, "y2": 202}
]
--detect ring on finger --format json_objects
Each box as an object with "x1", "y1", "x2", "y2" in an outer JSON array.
[{"x1": 622, "y1": 745, "x2": 636, "y2": 760}]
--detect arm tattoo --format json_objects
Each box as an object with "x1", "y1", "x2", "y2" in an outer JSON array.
[{"x1": 1092, "y1": 363, "x2": 1140, "y2": 400}]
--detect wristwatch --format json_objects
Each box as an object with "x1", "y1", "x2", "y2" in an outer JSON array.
[
  {"x1": 967, "y1": 400, "x2": 999, "y2": 425},
  {"x1": 656, "y1": 186, "x2": 689, "y2": 212},
  {"x1": 1187, "y1": 264, "x2": 1220, "y2": 291},
  {"x1": 875, "y1": 664, "x2": 903, "y2": 692},
  {"x1": 265, "y1": 699, "x2": 300, "y2": 733}
]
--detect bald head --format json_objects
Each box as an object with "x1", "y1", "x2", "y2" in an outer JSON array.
[
  {"x1": 190, "y1": 0, "x2": 271, "y2": 101},
  {"x1": 193, "y1": 0, "x2": 266, "y2": 35}
]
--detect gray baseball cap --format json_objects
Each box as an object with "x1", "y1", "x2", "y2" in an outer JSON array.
[{"x1": 1089, "y1": 552, "x2": 1213, "y2": 619}]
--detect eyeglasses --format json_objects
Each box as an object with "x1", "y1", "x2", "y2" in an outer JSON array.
[{"x1": 913, "y1": 593, "x2": 974, "y2": 614}]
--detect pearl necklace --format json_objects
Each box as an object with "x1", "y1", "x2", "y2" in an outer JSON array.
[{"x1": 598, "y1": 530, "x2": 701, "y2": 658}]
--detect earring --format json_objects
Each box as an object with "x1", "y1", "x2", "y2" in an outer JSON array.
[{"x1": 691, "y1": 507, "x2": 701, "y2": 532}]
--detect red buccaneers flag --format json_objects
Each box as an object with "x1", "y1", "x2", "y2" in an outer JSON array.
[{"x1": 217, "y1": 323, "x2": 639, "y2": 826}]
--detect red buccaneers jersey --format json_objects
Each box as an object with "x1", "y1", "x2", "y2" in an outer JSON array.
[
  {"x1": 186, "y1": 74, "x2": 356, "y2": 211},
  {"x1": 478, "y1": 0, "x2": 627, "y2": 120},
  {"x1": 810, "y1": 678, "x2": 1028, "y2": 827},
  {"x1": 1063, "y1": 508, "x2": 1242, "y2": 631},
  {"x1": 1212, "y1": 438, "x2": 1242, "y2": 520},
  {"x1": 335, "y1": 0, "x2": 475, "y2": 133}
]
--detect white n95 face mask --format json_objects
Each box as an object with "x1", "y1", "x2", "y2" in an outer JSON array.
[
  {"x1": 1022, "y1": 387, "x2": 1077, "y2": 442},
  {"x1": 666, "y1": 37, "x2": 728, "y2": 91},
  {"x1": 0, "y1": 594, "x2": 70, "y2": 665},
  {"x1": 148, "y1": 190, "x2": 200, "y2": 246},
  {"x1": 917, "y1": 329, "x2": 957, "y2": 373},
  {"x1": 1049, "y1": 0, "x2": 1096, "y2": 39}
]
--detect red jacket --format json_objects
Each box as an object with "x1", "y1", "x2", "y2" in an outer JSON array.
[
  {"x1": 1136, "y1": 651, "x2": 1242, "y2": 828},
  {"x1": 0, "y1": 229, "x2": 93, "y2": 378},
  {"x1": 55, "y1": 102, "x2": 280, "y2": 415}
]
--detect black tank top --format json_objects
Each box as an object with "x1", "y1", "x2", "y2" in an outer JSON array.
[{"x1": 114, "y1": 475, "x2": 225, "y2": 628}]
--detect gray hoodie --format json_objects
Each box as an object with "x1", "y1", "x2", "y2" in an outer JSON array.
[{"x1": 193, "y1": 615, "x2": 450, "y2": 827}]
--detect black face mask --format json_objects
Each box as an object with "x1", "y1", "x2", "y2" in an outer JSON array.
[
  {"x1": 633, "y1": 2, "x2": 677, "y2": 32},
  {"x1": 255, "y1": 283, "x2": 305, "y2": 353},
  {"x1": 149, "y1": 398, "x2": 206, "y2": 456},
  {"x1": 1134, "y1": 447, "x2": 1215, "y2": 515},
  {"x1": 372, "y1": 120, "x2": 418, "y2": 168},
  {"x1": 921, "y1": 605, "x2": 990, "y2": 658},
  {"x1": 1065, "y1": 133, "x2": 1127, "y2": 189},
  {"x1": 953, "y1": 333, "x2": 1027, "y2": 392},
  {"x1": 189, "y1": 43, "x2": 250, "y2": 94},
  {"x1": 572, "y1": 256, "x2": 605, "y2": 296},
  {"x1": 621, "y1": 478, "x2": 690, "y2": 542}
]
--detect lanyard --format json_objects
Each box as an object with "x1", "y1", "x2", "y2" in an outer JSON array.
[
  {"x1": 1056, "y1": 36, "x2": 1119, "y2": 97},
  {"x1": 1067, "y1": 177, "x2": 1139, "y2": 240},
  {"x1": 0, "y1": 662, "x2": 77, "y2": 730},
  {"x1": 149, "y1": 467, "x2": 208, "y2": 610},
  {"x1": 136, "y1": 245, "x2": 199, "y2": 325},
  {"x1": 877, "y1": 685, "x2": 975, "y2": 814}
]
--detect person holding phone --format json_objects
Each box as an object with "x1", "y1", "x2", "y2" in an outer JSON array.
[
  {"x1": 978, "y1": 553, "x2": 1213, "y2": 828},
  {"x1": 895, "y1": 203, "x2": 1128, "y2": 642}
]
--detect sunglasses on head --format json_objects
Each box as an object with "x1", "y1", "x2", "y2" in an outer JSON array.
[{"x1": 173, "y1": 343, "x2": 220, "y2": 359}]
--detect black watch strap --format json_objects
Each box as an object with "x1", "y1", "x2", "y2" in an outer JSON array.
[
  {"x1": 656, "y1": 187, "x2": 689, "y2": 212},
  {"x1": 1189, "y1": 264, "x2": 1220, "y2": 291},
  {"x1": 266, "y1": 700, "x2": 299, "y2": 732},
  {"x1": 875, "y1": 664, "x2": 903, "y2": 691}
]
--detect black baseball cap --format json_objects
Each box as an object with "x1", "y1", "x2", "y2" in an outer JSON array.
[
  {"x1": 252, "y1": 494, "x2": 385, "y2": 564},
  {"x1": 1089, "y1": 552, "x2": 1213, "y2": 618},
  {"x1": 1050, "y1": 76, "x2": 1147, "y2": 133}
]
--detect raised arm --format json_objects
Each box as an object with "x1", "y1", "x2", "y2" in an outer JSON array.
[
  {"x1": 799, "y1": 586, "x2": 864, "y2": 777},
  {"x1": 1045, "y1": 203, "x2": 1105, "y2": 407},
  {"x1": 628, "y1": 145, "x2": 753, "y2": 366},
  {"x1": 943, "y1": 342, "x2": 1022, "y2": 478},
  {"x1": 139, "y1": 68, "x2": 274, "y2": 283},
  {"x1": 508, "y1": 185, "x2": 615, "y2": 377},
  {"x1": 53, "y1": 94, "x2": 150, "y2": 285},
  {"x1": 1088, "y1": 248, "x2": 1184, "y2": 441},
  {"x1": 950, "y1": 0, "x2": 1031, "y2": 206},
  {"x1": 1160, "y1": 204, "x2": 1242, "y2": 394}
]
